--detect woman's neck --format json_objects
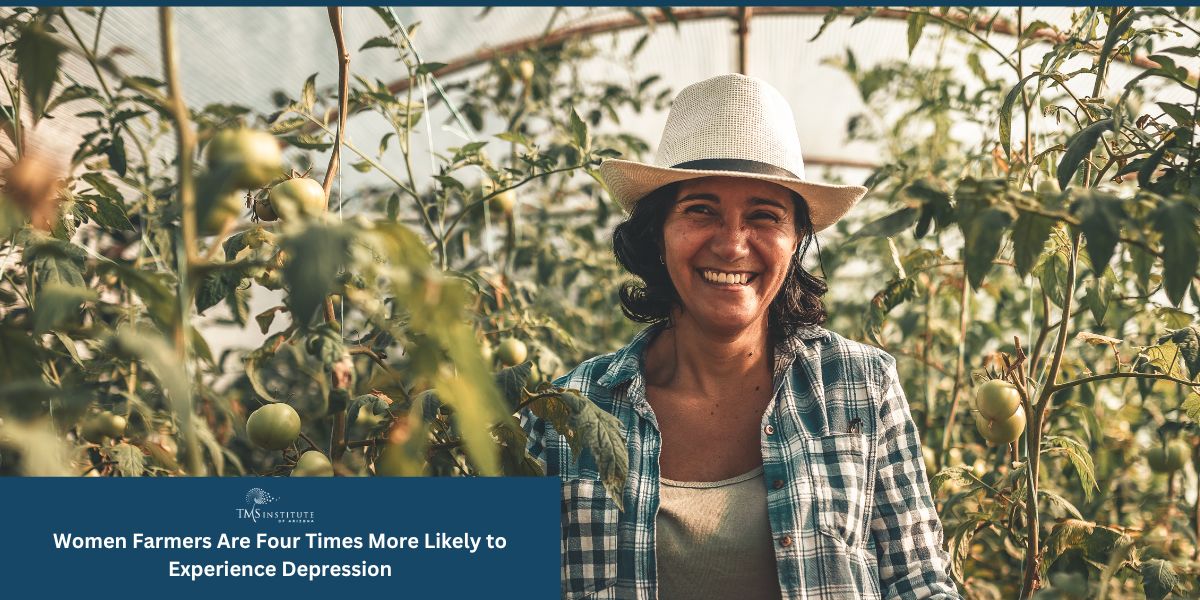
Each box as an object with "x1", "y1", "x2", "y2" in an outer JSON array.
[{"x1": 644, "y1": 315, "x2": 773, "y2": 398}]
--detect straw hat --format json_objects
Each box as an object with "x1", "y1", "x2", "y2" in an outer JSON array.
[{"x1": 599, "y1": 73, "x2": 867, "y2": 232}]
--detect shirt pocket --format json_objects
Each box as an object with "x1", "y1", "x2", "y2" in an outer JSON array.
[
  {"x1": 806, "y1": 433, "x2": 870, "y2": 547},
  {"x1": 561, "y1": 478, "x2": 618, "y2": 598}
]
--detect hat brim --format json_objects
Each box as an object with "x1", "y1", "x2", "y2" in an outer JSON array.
[{"x1": 599, "y1": 158, "x2": 867, "y2": 233}]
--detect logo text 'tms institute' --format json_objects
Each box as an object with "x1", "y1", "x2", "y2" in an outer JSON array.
[{"x1": 236, "y1": 488, "x2": 316, "y2": 525}]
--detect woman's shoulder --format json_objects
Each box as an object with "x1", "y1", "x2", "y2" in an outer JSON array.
[{"x1": 791, "y1": 326, "x2": 899, "y2": 382}]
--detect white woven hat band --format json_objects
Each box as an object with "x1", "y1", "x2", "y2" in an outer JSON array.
[{"x1": 655, "y1": 74, "x2": 806, "y2": 180}]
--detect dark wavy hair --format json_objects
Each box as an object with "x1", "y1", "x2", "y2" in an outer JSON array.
[{"x1": 611, "y1": 181, "x2": 827, "y2": 338}]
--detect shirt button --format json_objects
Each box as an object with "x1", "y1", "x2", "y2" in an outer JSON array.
[
  {"x1": 772, "y1": 479, "x2": 785, "y2": 490},
  {"x1": 764, "y1": 424, "x2": 775, "y2": 436},
  {"x1": 779, "y1": 536, "x2": 792, "y2": 547}
]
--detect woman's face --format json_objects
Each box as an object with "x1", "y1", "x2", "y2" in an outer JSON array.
[{"x1": 662, "y1": 176, "x2": 801, "y2": 336}]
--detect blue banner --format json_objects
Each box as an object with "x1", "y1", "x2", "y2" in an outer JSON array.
[{"x1": 0, "y1": 477, "x2": 559, "y2": 598}]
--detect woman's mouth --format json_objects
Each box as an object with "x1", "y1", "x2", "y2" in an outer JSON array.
[{"x1": 699, "y1": 269, "x2": 757, "y2": 286}]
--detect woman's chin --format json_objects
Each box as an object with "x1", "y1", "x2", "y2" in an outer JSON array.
[{"x1": 678, "y1": 310, "x2": 764, "y2": 337}]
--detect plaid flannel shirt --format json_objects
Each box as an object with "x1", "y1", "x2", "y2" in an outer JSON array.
[{"x1": 524, "y1": 323, "x2": 960, "y2": 599}]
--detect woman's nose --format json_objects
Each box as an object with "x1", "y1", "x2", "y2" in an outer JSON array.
[{"x1": 709, "y1": 219, "x2": 750, "y2": 261}]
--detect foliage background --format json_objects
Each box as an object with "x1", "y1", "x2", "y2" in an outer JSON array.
[{"x1": 3, "y1": 6, "x2": 1200, "y2": 599}]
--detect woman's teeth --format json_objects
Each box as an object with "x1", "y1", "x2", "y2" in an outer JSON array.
[{"x1": 702, "y1": 270, "x2": 750, "y2": 285}]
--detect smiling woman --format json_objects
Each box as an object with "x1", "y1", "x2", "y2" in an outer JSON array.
[{"x1": 523, "y1": 73, "x2": 960, "y2": 600}]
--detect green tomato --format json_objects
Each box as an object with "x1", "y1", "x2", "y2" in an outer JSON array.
[
  {"x1": 246, "y1": 403, "x2": 301, "y2": 451},
  {"x1": 292, "y1": 450, "x2": 334, "y2": 477},
  {"x1": 80, "y1": 411, "x2": 126, "y2": 443},
  {"x1": 496, "y1": 338, "x2": 527, "y2": 367},
  {"x1": 206, "y1": 129, "x2": 283, "y2": 189},
  {"x1": 268, "y1": 177, "x2": 326, "y2": 220},
  {"x1": 489, "y1": 189, "x2": 516, "y2": 215},
  {"x1": 1147, "y1": 440, "x2": 1191, "y2": 473},
  {"x1": 974, "y1": 405, "x2": 1026, "y2": 445},
  {"x1": 975, "y1": 379, "x2": 1022, "y2": 420}
]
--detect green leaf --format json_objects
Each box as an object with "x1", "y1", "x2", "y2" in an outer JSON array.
[
  {"x1": 415, "y1": 62, "x2": 447, "y2": 75},
  {"x1": 1057, "y1": 119, "x2": 1112, "y2": 190},
  {"x1": 359, "y1": 36, "x2": 395, "y2": 51},
  {"x1": 32, "y1": 283, "x2": 96, "y2": 334},
  {"x1": 809, "y1": 8, "x2": 844, "y2": 42},
  {"x1": 1043, "y1": 435, "x2": 1097, "y2": 499},
  {"x1": 1036, "y1": 246, "x2": 1070, "y2": 308},
  {"x1": 961, "y1": 207, "x2": 1013, "y2": 289},
  {"x1": 300, "y1": 73, "x2": 317, "y2": 112},
  {"x1": 1070, "y1": 188, "x2": 1124, "y2": 272},
  {"x1": 282, "y1": 224, "x2": 352, "y2": 325},
  {"x1": 530, "y1": 388, "x2": 628, "y2": 510},
  {"x1": 847, "y1": 207, "x2": 917, "y2": 242},
  {"x1": 106, "y1": 442, "x2": 146, "y2": 477},
  {"x1": 1183, "y1": 393, "x2": 1200, "y2": 421},
  {"x1": 999, "y1": 72, "x2": 1043, "y2": 158},
  {"x1": 1152, "y1": 199, "x2": 1200, "y2": 306},
  {"x1": 1084, "y1": 268, "x2": 1116, "y2": 326},
  {"x1": 1130, "y1": 244, "x2": 1154, "y2": 293},
  {"x1": 244, "y1": 345, "x2": 281, "y2": 404},
  {"x1": 1138, "y1": 143, "x2": 1170, "y2": 188},
  {"x1": 14, "y1": 22, "x2": 64, "y2": 123},
  {"x1": 495, "y1": 362, "x2": 533, "y2": 413},
  {"x1": 77, "y1": 194, "x2": 134, "y2": 231},
  {"x1": 107, "y1": 134, "x2": 128, "y2": 178},
  {"x1": 1141, "y1": 558, "x2": 1177, "y2": 600},
  {"x1": 906, "y1": 12, "x2": 926, "y2": 55},
  {"x1": 568, "y1": 108, "x2": 590, "y2": 153},
  {"x1": 1011, "y1": 211, "x2": 1055, "y2": 277}
]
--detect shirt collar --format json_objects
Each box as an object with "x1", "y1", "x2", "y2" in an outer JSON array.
[{"x1": 596, "y1": 321, "x2": 831, "y2": 390}]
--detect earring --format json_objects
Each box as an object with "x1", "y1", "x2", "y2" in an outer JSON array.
[{"x1": 659, "y1": 254, "x2": 665, "y2": 264}]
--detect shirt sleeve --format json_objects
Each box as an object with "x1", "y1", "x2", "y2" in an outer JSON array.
[{"x1": 871, "y1": 358, "x2": 961, "y2": 599}]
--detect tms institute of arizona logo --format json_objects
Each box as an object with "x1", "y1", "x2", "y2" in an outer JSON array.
[{"x1": 236, "y1": 488, "x2": 316, "y2": 525}]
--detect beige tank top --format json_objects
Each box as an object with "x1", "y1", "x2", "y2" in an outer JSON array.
[{"x1": 656, "y1": 467, "x2": 783, "y2": 600}]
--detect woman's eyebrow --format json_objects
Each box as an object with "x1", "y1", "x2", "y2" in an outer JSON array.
[
  {"x1": 749, "y1": 197, "x2": 788, "y2": 210},
  {"x1": 678, "y1": 193, "x2": 719, "y2": 203}
]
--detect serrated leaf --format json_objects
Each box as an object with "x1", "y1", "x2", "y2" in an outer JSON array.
[
  {"x1": 300, "y1": 73, "x2": 317, "y2": 112},
  {"x1": 530, "y1": 388, "x2": 628, "y2": 509},
  {"x1": 1182, "y1": 393, "x2": 1200, "y2": 421},
  {"x1": 269, "y1": 117, "x2": 306, "y2": 135},
  {"x1": 106, "y1": 442, "x2": 145, "y2": 477},
  {"x1": 1043, "y1": 435, "x2": 1097, "y2": 499},
  {"x1": 77, "y1": 194, "x2": 134, "y2": 231},
  {"x1": 1142, "y1": 558, "x2": 1177, "y2": 600},
  {"x1": 1057, "y1": 119, "x2": 1112, "y2": 190}
]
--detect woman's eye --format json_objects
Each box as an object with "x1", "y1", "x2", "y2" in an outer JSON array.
[
  {"x1": 751, "y1": 211, "x2": 781, "y2": 222},
  {"x1": 683, "y1": 204, "x2": 714, "y2": 215}
]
